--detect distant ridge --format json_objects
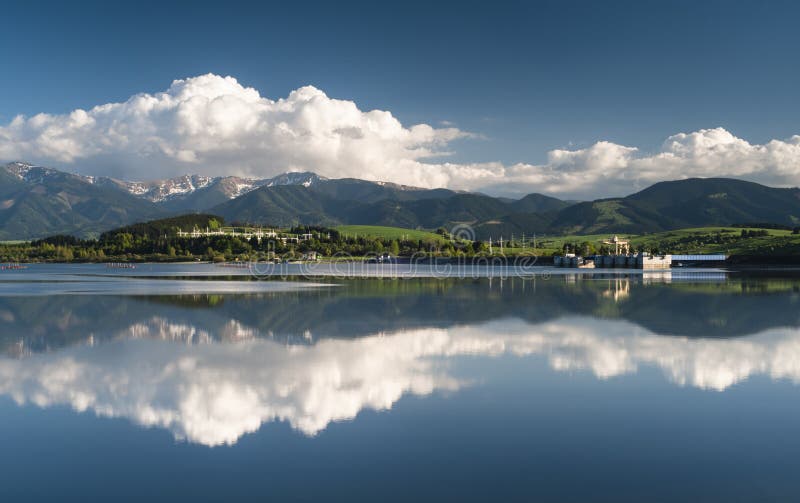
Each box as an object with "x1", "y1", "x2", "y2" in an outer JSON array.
[
  {"x1": 0, "y1": 162, "x2": 163, "y2": 240},
  {"x1": 551, "y1": 178, "x2": 800, "y2": 234},
  {"x1": 1, "y1": 161, "x2": 799, "y2": 240}
]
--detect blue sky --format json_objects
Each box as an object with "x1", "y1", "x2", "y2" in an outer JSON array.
[{"x1": 1, "y1": 0, "x2": 799, "y2": 197}]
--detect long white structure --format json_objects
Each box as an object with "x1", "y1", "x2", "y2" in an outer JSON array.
[{"x1": 176, "y1": 226, "x2": 278, "y2": 240}]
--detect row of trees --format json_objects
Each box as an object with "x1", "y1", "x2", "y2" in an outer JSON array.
[
  {"x1": 1, "y1": 224, "x2": 505, "y2": 263},
  {"x1": 3, "y1": 212, "x2": 797, "y2": 263},
  {"x1": 740, "y1": 229, "x2": 771, "y2": 238},
  {"x1": 557, "y1": 228, "x2": 798, "y2": 256}
]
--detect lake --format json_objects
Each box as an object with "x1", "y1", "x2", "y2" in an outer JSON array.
[{"x1": 1, "y1": 264, "x2": 800, "y2": 501}]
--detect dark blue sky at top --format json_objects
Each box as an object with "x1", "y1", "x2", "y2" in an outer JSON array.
[{"x1": 1, "y1": 0, "x2": 799, "y2": 165}]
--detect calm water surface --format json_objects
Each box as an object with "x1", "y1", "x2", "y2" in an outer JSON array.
[{"x1": 1, "y1": 264, "x2": 800, "y2": 501}]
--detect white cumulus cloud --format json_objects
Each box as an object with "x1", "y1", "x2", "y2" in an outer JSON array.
[
  {"x1": 3, "y1": 317, "x2": 800, "y2": 445},
  {"x1": 481, "y1": 129, "x2": 800, "y2": 198},
  {"x1": 0, "y1": 74, "x2": 469, "y2": 188},
  {"x1": 2, "y1": 74, "x2": 800, "y2": 198}
]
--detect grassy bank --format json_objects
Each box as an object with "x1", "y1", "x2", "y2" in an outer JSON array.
[
  {"x1": 2, "y1": 223, "x2": 799, "y2": 263},
  {"x1": 334, "y1": 225, "x2": 447, "y2": 243},
  {"x1": 538, "y1": 226, "x2": 800, "y2": 255}
]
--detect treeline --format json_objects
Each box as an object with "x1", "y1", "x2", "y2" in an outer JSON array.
[
  {"x1": 104, "y1": 214, "x2": 225, "y2": 240},
  {"x1": 733, "y1": 223, "x2": 800, "y2": 232},
  {"x1": 3, "y1": 213, "x2": 798, "y2": 263},
  {"x1": 556, "y1": 227, "x2": 800, "y2": 256},
  {"x1": 647, "y1": 229, "x2": 780, "y2": 254},
  {"x1": 560, "y1": 242, "x2": 651, "y2": 256},
  {"x1": 0, "y1": 218, "x2": 497, "y2": 263},
  {"x1": 740, "y1": 229, "x2": 770, "y2": 238}
]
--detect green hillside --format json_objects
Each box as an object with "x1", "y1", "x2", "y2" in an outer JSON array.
[
  {"x1": 550, "y1": 178, "x2": 800, "y2": 234},
  {"x1": 539, "y1": 226, "x2": 800, "y2": 255},
  {"x1": 213, "y1": 183, "x2": 565, "y2": 238},
  {"x1": 216, "y1": 177, "x2": 799, "y2": 239},
  {"x1": 3, "y1": 161, "x2": 800, "y2": 242},
  {"x1": 0, "y1": 167, "x2": 164, "y2": 240},
  {"x1": 335, "y1": 225, "x2": 447, "y2": 242},
  {"x1": 101, "y1": 214, "x2": 225, "y2": 240},
  {"x1": 213, "y1": 185, "x2": 337, "y2": 226}
]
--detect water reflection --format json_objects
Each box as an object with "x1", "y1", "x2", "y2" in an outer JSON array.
[
  {"x1": 1, "y1": 274, "x2": 800, "y2": 446},
  {"x1": 2, "y1": 275, "x2": 799, "y2": 355},
  {"x1": 3, "y1": 317, "x2": 800, "y2": 446}
]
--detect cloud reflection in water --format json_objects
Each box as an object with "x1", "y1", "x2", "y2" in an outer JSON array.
[{"x1": 2, "y1": 317, "x2": 800, "y2": 446}]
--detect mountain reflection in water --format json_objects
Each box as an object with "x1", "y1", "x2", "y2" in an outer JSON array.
[{"x1": 1, "y1": 274, "x2": 799, "y2": 446}]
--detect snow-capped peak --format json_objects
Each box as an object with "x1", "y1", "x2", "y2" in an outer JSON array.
[
  {"x1": 5, "y1": 161, "x2": 36, "y2": 179},
  {"x1": 3, "y1": 162, "x2": 335, "y2": 203},
  {"x1": 265, "y1": 171, "x2": 327, "y2": 188},
  {"x1": 4, "y1": 162, "x2": 63, "y2": 183},
  {"x1": 116, "y1": 174, "x2": 217, "y2": 202}
]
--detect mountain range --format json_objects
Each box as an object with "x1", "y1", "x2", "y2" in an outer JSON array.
[{"x1": 1, "y1": 161, "x2": 799, "y2": 240}]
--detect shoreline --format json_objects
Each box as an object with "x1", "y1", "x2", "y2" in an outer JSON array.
[
  {"x1": 4, "y1": 261, "x2": 794, "y2": 277},
  {"x1": 4, "y1": 256, "x2": 800, "y2": 268}
]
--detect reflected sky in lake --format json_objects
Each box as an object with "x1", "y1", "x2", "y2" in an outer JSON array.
[
  {"x1": 5, "y1": 318, "x2": 800, "y2": 447},
  {"x1": 2, "y1": 266, "x2": 800, "y2": 501}
]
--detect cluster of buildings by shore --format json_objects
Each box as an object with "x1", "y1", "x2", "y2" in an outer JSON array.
[
  {"x1": 554, "y1": 253, "x2": 673, "y2": 270},
  {"x1": 554, "y1": 236, "x2": 673, "y2": 270}
]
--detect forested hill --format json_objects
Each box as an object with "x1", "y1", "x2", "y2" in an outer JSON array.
[{"x1": 2, "y1": 161, "x2": 799, "y2": 240}]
